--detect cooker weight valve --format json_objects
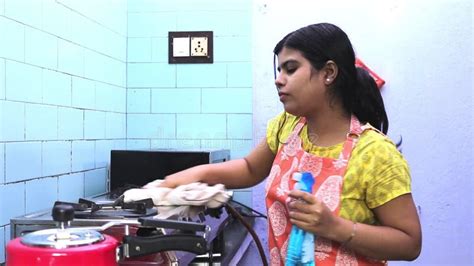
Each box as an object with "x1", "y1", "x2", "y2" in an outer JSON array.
[
  {"x1": 52, "y1": 204, "x2": 75, "y2": 239},
  {"x1": 52, "y1": 204, "x2": 75, "y2": 227}
]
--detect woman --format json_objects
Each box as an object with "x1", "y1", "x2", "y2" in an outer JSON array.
[{"x1": 145, "y1": 23, "x2": 421, "y2": 265}]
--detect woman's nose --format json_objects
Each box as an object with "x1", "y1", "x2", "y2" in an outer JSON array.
[{"x1": 275, "y1": 73, "x2": 285, "y2": 88}]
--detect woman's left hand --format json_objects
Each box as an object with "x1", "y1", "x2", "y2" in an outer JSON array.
[{"x1": 287, "y1": 190, "x2": 339, "y2": 238}]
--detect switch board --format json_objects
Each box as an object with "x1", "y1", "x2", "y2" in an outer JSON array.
[{"x1": 169, "y1": 31, "x2": 213, "y2": 64}]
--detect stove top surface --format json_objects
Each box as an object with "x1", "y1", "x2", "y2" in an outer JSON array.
[{"x1": 55, "y1": 196, "x2": 159, "y2": 219}]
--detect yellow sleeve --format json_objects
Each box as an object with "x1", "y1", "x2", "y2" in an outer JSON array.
[
  {"x1": 363, "y1": 134, "x2": 412, "y2": 208},
  {"x1": 266, "y1": 112, "x2": 300, "y2": 154}
]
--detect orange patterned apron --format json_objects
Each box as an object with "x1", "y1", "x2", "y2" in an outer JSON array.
[{"x1": 265, "y1": 116, "x2": 386, "y2": 265}]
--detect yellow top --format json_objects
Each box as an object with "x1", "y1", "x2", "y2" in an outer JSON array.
[{"x1": 266, "y1": 112, "x2": 411, "y2": 224}]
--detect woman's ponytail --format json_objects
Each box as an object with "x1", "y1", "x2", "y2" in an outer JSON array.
[{"x1": 353, "y1": 67, "x2": 389, "y2": 134}]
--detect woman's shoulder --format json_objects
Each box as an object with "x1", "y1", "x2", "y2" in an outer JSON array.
[
  {"x1": 266, "y1": 112, "x2": 301, "y2": 153},
  {"x1": 356, "y1": 129, "x2": 406, "y2": 165},
  {"x1": 359, "y1": 129, "x2": 397, "y2": 147},
  {"x1": 267, "y1": 112, "x2": 301, "y2": 133}
]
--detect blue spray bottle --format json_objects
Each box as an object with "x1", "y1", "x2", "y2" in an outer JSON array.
[{"x1": 285, "y1": 172, "x2": 316, "y2": 266}]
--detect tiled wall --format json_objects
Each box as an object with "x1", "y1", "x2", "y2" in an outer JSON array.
[
  {"x1": 0, "y1": 0, "x2": 253, "y2": 263},
  {"x1": 126, "y1": 0, "x2": 254, "y2": 206},
  {"x1": 126, "y1": 0, "x2": 253, "y2": 156},
  {"x1": 0, "y1": 0, "x2": 127, "y2": 263}
]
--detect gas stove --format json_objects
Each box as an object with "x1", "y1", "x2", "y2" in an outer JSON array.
[
  {"x1": 55, "y1": 196, "x2": 157, "y2": 219},
  {"x1": 8, "y1": 149, "x2": 240, "y2": 265},
  {"x1": 10, "y1": 193, "x2": 230, "y2": 265}
]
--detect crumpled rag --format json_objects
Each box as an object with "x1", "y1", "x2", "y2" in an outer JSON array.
[{"x1": 123, "y1": 181, "x2": 231, "y2": 219}]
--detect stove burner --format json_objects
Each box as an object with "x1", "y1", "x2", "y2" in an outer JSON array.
[
  {"x1": 54, "y1": 196, "x2": 158, "y2": 219},
  {"x1": 109, "y1": 183, "x2": 142, "y2": 199}
]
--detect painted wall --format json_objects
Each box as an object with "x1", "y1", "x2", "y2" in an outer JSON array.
[
  {"x1": 0, "y1": 0, "x2": 127, "y2": 263},
  {"x1": 243, "y1": 0, "x2": 473, "y2": 265},
  {"x1": 126, "y1": 0, "x2": 253, "y2": 205}
]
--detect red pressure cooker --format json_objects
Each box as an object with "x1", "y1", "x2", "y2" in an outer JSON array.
[{"x1": 6, "y1": 205, "x2": 119, "y2": 266}]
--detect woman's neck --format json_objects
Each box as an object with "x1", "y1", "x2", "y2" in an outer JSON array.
[{"x1": 305, "y1": 108, "x2": 351, "y2": 147}]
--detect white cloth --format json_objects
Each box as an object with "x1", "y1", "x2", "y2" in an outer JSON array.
[{"x1": 123, "y1": 181, "x2": 231, "y2": 219}]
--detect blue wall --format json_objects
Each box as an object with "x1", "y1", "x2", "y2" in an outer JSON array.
[
  {"x1": 126, "y1": 0, "x2": 253, "y2": 207},
  {"x1": 126, "y1": 0, "x2": 253, "y2": 158},
  {"x1": 0, "y1": 0, "x2": 127, "y2": 263},
  {"x1": 0, "y1": 0, "x2": 253, "y2": 263}
]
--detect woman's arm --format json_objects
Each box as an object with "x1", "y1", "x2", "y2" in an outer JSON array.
[
  {"x1": 145, "y1": 139, "x2": 276, "y2": 189},
  {"x1": 343, "y1": 193, "x2": 422, "y2": 260},
  {"x1": 288, "y1": 192, "x2": 422, "y2": 261}
]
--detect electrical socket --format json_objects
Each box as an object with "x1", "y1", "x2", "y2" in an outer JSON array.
[{"x1": 190, "y1": 37, "x2": 208, "y2": 56}]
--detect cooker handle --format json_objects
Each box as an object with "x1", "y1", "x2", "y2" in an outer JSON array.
[
  {"x1": 138, "y1": 217, "x2": 207, "y2": 232},
  {"x1": 121, "y1": 234, "x2": 208, "y2": 258}
]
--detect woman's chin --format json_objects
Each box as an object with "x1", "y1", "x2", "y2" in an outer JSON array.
[{"x1": 282, "y1": 106, "x2": 300, "y2": 117}]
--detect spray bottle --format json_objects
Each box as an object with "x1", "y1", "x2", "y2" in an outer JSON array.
[{"x1": 285, "y1": 172, "x2": 316, "y2": 266}]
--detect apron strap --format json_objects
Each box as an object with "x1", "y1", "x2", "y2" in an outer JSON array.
[{"x1": 340, "y1": 115, "x2": 367, "y2": 162}]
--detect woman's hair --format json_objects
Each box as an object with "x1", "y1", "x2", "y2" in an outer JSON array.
[{"x1": 273, "y1": 23, "x2": 389, "y2": 134}]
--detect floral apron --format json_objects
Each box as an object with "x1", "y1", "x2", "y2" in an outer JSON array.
[{"x1": 265, "y1": 116, "x2": 386, "y2": 266}]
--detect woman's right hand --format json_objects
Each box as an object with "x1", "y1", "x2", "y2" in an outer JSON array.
[
  {"x1": 143, "y1": 177, "x2": 176, "y2": 189},
  {"x1": 144, "y1": 166, "x2": 204, "y2": 189}
]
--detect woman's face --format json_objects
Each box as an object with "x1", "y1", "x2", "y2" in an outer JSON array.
[{"x1": 275, "y1": 47, "x2": 327, "y2": 117}]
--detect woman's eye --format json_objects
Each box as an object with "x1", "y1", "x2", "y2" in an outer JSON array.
[{"x1": 286, "y1": 68, "x2": 296, "y2": 74}]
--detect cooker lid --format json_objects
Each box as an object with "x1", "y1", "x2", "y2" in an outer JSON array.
[{"x1": 21, "y1": 228, "x2": 104, "y2": 249}]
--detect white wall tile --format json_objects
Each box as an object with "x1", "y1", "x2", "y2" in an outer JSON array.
[
  {"x1": 42, "y1": 141, "x2": 71, "y2": 176},
  {"x1": 0, "y1": 59, "x2": 5, "y2": 99},
  {"x1": 72, "y1": 77, "x2": 95, "y2": 109},
  {"x1": 84, "y1": 168, "x2": 107, "y2": 197},
  {"x1": 5, "y1": 61, "x2": 41, "y2": 103},
  {"x1": 127, "y1": 89, "x2": 150, "y2": 113},
  {"x1": 58, "y1": 40, "x2": 84, "y2": 77},
  {"x1": 95, "y1": 140, "x2": 113, "y2": 168},
  {"x1": 0, "y1": 144, "x2": 4, "y2": 183},
  {"x1": 0, "y1": 101, "x2": 24, "y2": 142},
  {"x1": 105, "y1": 112, "x2": 126, "y2": 139},
  {"x1": 84, "y1": 110, "x2": 106, "y2": 139},
  {"x1": 4, "y1": 0, "x2": 42, "y2": 28},
  {"x1": 0, "y1": 226, "x2": 4, "y2": 263},
  {"x1": 0, "y1": 16, "x2": 25, "y2": 61},
  {"x1": 71, "y1": 140, "x2": 95, "y2": 172},
  {"x1": 6, "y1": 142, "x2": 41, "y2": 182},
  {"x1": 58, "y1": 107, "x2": 84, "y2": 140},
  {"x1": 96, "y1": 83, "x2": 126, "y2": 113},
  {"x1": 25, "y1": 104, "x2": 58, "y2": 140},
  {"x1": 25, "y1": 177, "x2": 57, "y2": 213},
  {"x1": 43, "y1": 70, "x2": 71, "y2": 106},
  {"x1": 0, "y1": 182, "x2": 25, "y2": 225},
  {"x1": 58, "y1": 173, "x2": 84, "y2": 202},
  {"x1": 25, "y1": 28, "x2": 58, "y2": 70}
]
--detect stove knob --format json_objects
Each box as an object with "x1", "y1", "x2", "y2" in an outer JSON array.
[{"x1": 52, "y1": 204, "x2": 75, "y2": 223}]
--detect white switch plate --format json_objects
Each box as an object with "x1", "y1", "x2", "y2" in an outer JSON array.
[
  {"x1": 191, "y1": 37, "x2": 208, "y2": 56},
  {"x1": 173, "y1": 37, "x2": 190, "y2": 57}
]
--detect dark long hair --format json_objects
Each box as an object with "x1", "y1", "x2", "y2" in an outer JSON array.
[{"x1": 273, "y1": 23, "x2": 389, "y2": 134}]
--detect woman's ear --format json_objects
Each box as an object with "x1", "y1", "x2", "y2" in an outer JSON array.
[{"x1": 323, "y1": 60, "x2": 338, "y2": 85}]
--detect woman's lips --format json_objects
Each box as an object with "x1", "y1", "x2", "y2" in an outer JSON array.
[{"x1": 278, "y1": 92, "x2": 288, "y2": 101}]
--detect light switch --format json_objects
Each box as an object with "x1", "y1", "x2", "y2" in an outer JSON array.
[
  {"x1": 191, "y1": 37, "x2": 208, "y2": 56},
  {"x1": 173, "y1": 37, "x2": 190, "y2": 57}
]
